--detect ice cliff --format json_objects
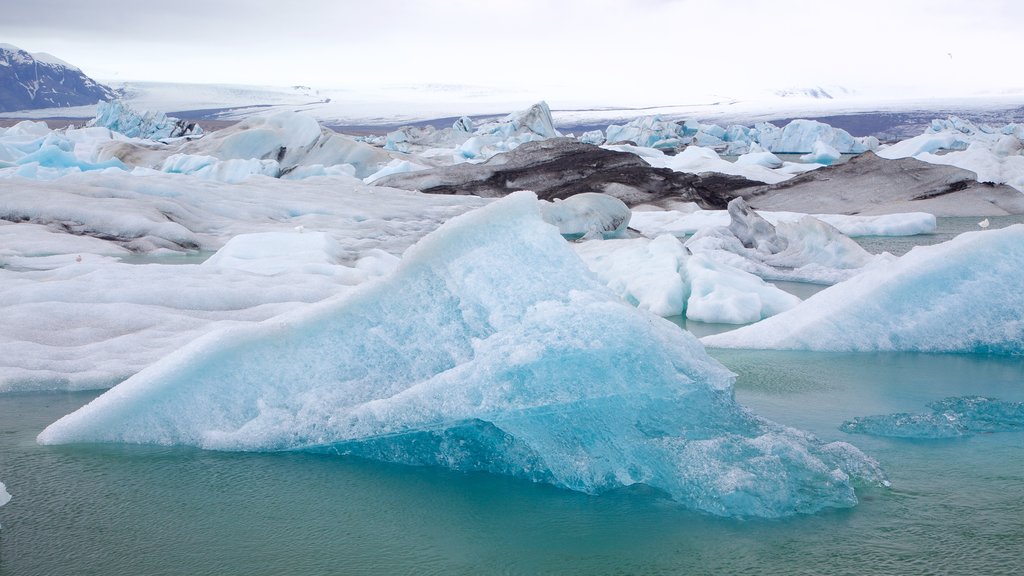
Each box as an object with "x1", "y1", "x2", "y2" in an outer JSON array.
[{"x1": 39, "y1": 192, "x2": 884, "y2": 518}]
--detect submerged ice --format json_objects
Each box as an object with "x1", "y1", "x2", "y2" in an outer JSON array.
[
  {"x1": 39, "y1": 192, "x2": 884, "y2": 518},
  {"x1": 841, "y1": 397, "x2": 1024, "y2": 439}
]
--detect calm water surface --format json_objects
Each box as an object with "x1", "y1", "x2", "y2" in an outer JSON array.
[{"x1": 2, "y1": 224, "x2": 1023, "y2": 575}]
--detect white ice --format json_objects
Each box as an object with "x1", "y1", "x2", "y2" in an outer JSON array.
[
  {"x1": 702, "y1": 224, "x2": 1024, "y2": 354},
  {"x1": 0, "y1": 169, "x2": 485, "y2": 391},
  {"x1": 538, "y1": 193, "x2": 631, "y2": 239}
]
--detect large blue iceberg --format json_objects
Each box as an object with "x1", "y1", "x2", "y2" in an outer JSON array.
[
  {"x1": 39, "y1": 192, "x2": 883, "y2": 518},
  {"x1": 703, "y1": 225, "x2": 1024, "y2": 355}
]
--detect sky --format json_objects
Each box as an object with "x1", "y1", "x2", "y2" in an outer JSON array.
[{"x1": 2, "y1": 0, "x2": 1021, "y2": 103}]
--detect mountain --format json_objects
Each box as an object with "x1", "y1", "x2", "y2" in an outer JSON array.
[{"x1": 0, "y1": 44, "x2": 116, "y2": 112}]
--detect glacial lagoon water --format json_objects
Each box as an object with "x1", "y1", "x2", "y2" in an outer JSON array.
[{"x1": 1, "y1": 221, "x2": 1023, "y2": 575}]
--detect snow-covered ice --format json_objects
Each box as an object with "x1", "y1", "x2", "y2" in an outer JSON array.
[
  {"x1": 0, "y1": 170, "x2": 486, "y2": 391},
  {"x1": 38, "y1": 192, "x2": 885, "y2": 518},
  {"x1": 702, "y1": 224, "x2": 1024, "y2": 354}
]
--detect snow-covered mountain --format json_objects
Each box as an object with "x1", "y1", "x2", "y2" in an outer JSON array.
[{"x1": 0, "y1": 44, "x2": 116, "y2": 112}]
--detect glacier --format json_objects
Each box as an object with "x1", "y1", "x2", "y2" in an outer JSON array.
[
  {"x1": 38, "y1": 192, "x2": 885, "y2": 518},
  {"x1": 841, "y1": 396, "x2": 1024, "y2": 439},
  {"x1": 702, "y1": 224, "x2": 1024, "y2": 354}
]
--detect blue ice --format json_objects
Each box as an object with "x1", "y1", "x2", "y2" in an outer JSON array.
[
  {"x1": 39, "y1": 192, "x2": 884, "y2": 518},
  {"x1": 841, "y1": 396, "x2": 1024, "y2": 439}
]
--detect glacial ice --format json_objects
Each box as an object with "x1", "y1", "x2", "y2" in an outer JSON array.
[
  {"x1": 702, "y1": 224, "x2": 1024, "y2": 354},
  {"x1": 0, "y1": 169, "x2": 485, "y2": 390},
  {"x1": 841, "y1": 396, "x2": 1024, "y2": 439},
  {"x1": 683, "y1": 199, "x2": 878, "y2": 284},
  {"x1": 0, "y1": 481, "x2": 9, "y2": 507},
  {"x1": 800, "y1": 140, "x2": 842, "y2": 165},
  {"x1": 38, "y1": 192, "x2": 885, "y2": 518},
  {"x1": 89, "y1": 100, "x2": 202, "y2": 140},
  {"x1": 573, "y1": 234, "x2": 799, "y2": 322},
  {"x1": 878, "y1": 116, "x2": 1024, "y2": 192},
  {"x1": 538, "y1": 192, "x2": 631, "y2": 239},
  {"x1": 629, "y1": 208, "x2": 936, "y2": 238}
]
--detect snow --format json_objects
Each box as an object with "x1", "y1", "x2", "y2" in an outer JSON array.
[
  {"x1": 38, "y1": 192, "x2": 884, "y2": 519},
  {"x1": 702, "y1": 224, "x2": 1024, "y2": 354}
]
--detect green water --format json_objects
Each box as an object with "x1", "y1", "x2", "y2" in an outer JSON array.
[
  {"x1": 3, "y1": 220, "x2": 1023, "y2": 574},
  {"x1": 2, "y1": 350, "x2": 1022, "y2": 575}
]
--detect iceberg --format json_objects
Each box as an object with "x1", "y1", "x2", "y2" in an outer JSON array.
[
  {"x1": 538, "y1": 192, "x2": 631, "y2": 239},
  {"x1": 754, "y1": 119, "x2": 875, "y2": 154},
  {"x1": 684, "y1": 199, "x2": 877, "y2": 284},
  {"x1": 702, "y1": 224, "x2": 1024, "y2": 354},
  {"x1": 39, "y1": 192, "x2": 884, "y2": 518},
  {"x1": 840, "y1": 397, "x2": 1024, "y2": 439},
  {"x1": 88, "y1": 100, "x2": 202, "y2": 140},
  {"x1": 573, "y1": 234, "x2": 799, "y2": 323}
]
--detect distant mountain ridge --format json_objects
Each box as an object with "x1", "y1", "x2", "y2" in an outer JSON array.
[{"x1": 0, "y1": 44, "x2": 116, "y2": 112}]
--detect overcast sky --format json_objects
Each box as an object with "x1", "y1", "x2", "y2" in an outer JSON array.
[{"x1": 2, "y1": 0, "x2": 1020, "y2": 101}]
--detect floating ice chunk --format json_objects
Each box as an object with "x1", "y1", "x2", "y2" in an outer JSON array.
[
  {"x1": 800, "y1": 140, "x2": 842, "y2": 165},
  {"x1": 204, "y1": 231, "x2": 342, "y2": 276},
  {"x1": 630, "y1": 207, "x2": 935, "y2": 239},
  {"x1": 755, "y1": 119, "x2": 873, "y2": 154},
  {"x1": 840, "y1": 396, "x2": 1024, "y2": 439},
  {"x1": 605, "y1": 116, "x2": 682, "y2": 149},
  {"x1": 363, "y1": 159, "x2": 430, "y2": 184},
  {"x1": 877, "y1": 132, "x2": 967, "y2": 159},
  {"x1": 573, "y1": 235, "x2": 689, "y2": 317},
  {"x1": 702, "y1": 224, "x2": 1024, "y2": 354},
  {"x1": 579, "y1": 129, "x2": 606, "y2": 146},
  {"x1": 88, "y1": 100, "x2": 201, "y2": 140},
  {"x1": 685, "y1": 199, "x2": 878, "y2": 284},
  {"x1": 685, "y1": 253, "x2": 801, "y2": 324},
  {"x1": 0, "y1": 481, "x2": 9, "y2": 507},
  {"x1": 39, "y1": 192, "x2": 884, "y2": 518},
  {"x1": 735, "y1": 149, "x2": 783, "y2": 169},
  {"x1": 538, "y1": 192, "x2": 631, "y2": 239},
  {"x1": 573, "y1": 234, "x2": 799, "y2": 323},
  {"x1": 654, "y1": 145, "x2": 793, "y2": 185}
]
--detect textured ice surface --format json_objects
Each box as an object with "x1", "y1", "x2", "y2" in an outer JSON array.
[
  {"x1": 878, "y1": 116, "x2": 1024, "y2": 192},
  {"x1": 703, "y1": 224, "x2": 1024, "y2": 354},
  {"x1": 841, "y1": 397, "x2": 1024, "y2": 439},
  {"x1": 89, "y1": 100, "x2": 201, "y2": 140},
  {"x1": 39, "y1": 192, "x2": 884, "y2": 518},
  {"x1": 0, "y1": 169, "x2": 485, "y2": 390},
  {"x1": 538, "y1": 193, "x2": 631, "y2": 239},
  {"x1": 683, "y1": 199, "x2": 877, "y2": 284},
  {"x1": 573, "y1": 235, "x2": 799, "y2": 322},
  {"x1": 0, "y1": 481, "x2": 9, "y2": 507}
]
